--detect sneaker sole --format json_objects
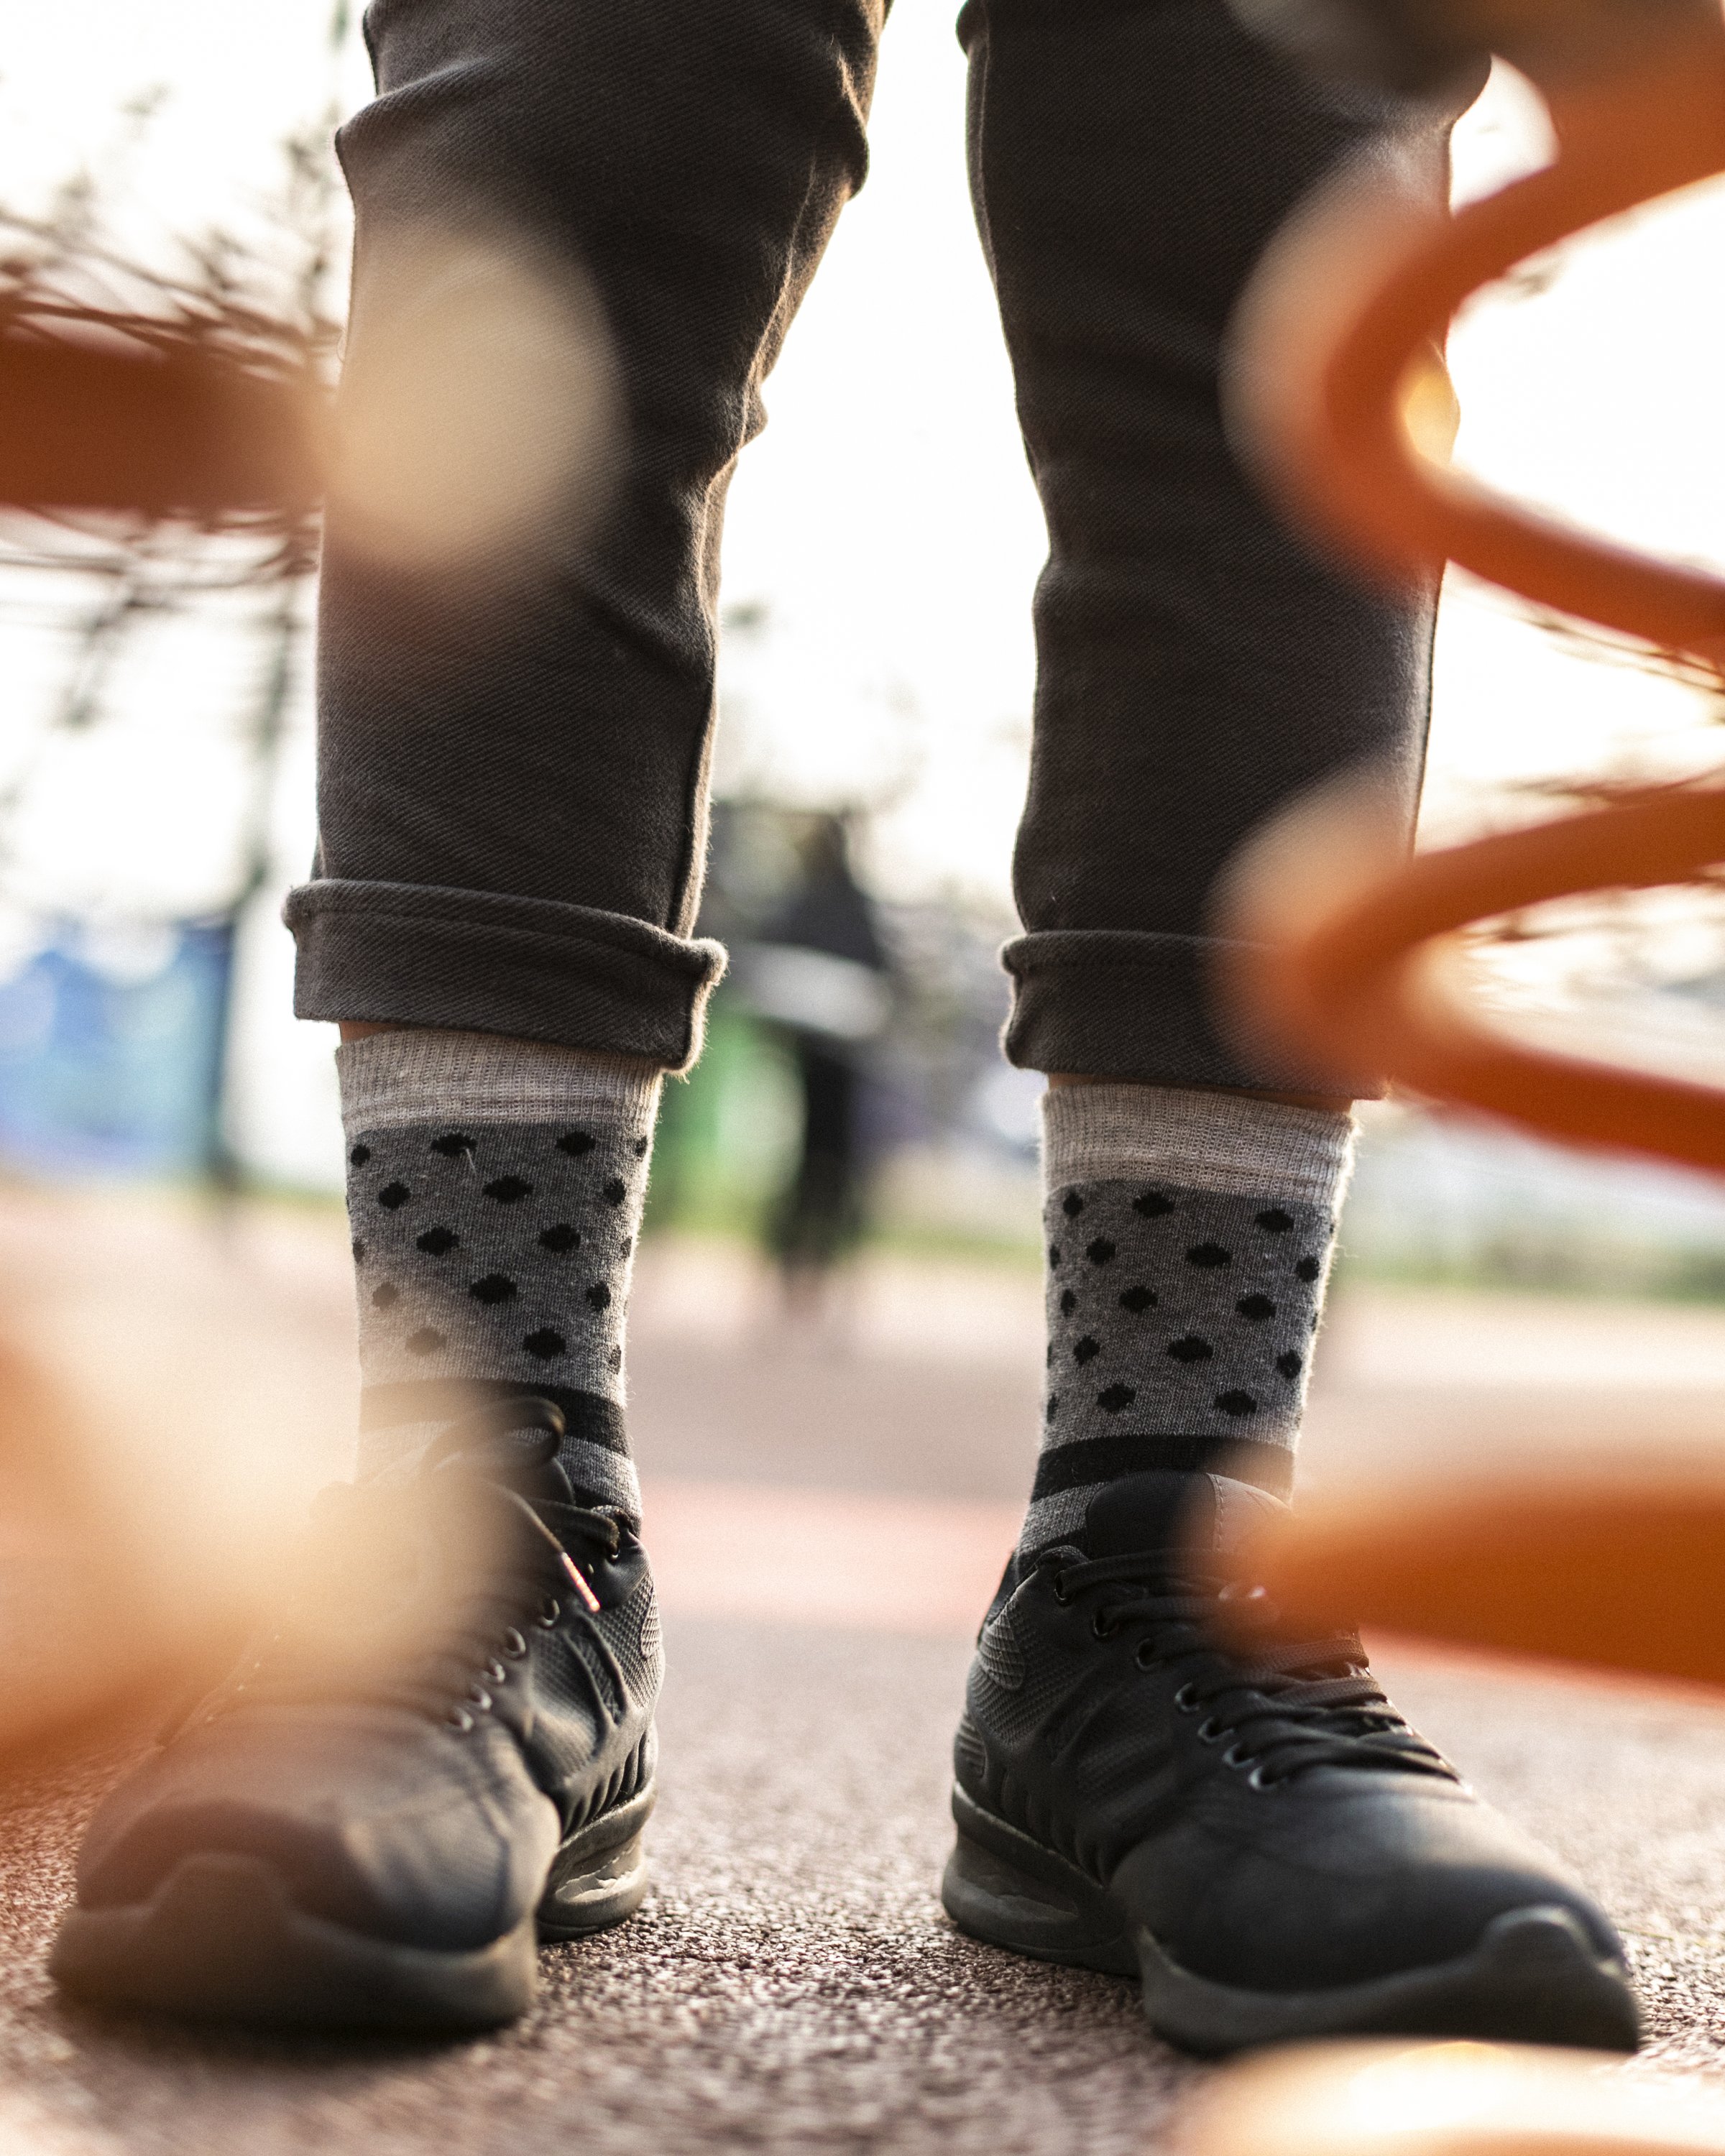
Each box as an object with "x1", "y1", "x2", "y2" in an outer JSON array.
[
  {"x1": 49, "y1": 1785, "x2": 654, "y2": 2034},
  {"x1": 942, "y1": 1784, "x2": 1639, "y2": 2056}
]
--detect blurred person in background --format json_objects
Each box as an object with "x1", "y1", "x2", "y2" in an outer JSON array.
[
  {"x1": 740, "y1": 814, "x2": 891, "y2": 1319},
  {"x1": 51, "y1": 0, "x2": 1640, "y2": 2055}
]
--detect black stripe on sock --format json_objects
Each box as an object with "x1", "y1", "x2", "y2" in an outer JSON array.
[
  {"x1": 359, "y1": 1379, "x2": 630, "y2": 1456},
  {"x1": 1031, "y1": 1433, "x2": 1294, "y2": 1502}
]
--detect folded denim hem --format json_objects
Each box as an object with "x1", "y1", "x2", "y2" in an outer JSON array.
[
  {"x1": 285, "y1": 878, "x2": 728, "y2": 1072},
  {"x1": 999, "y1": 928, "x2": 1384, "y2": 1097}
]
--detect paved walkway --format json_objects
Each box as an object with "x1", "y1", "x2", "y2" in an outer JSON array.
[{"x1": 3, "y1": 1189, "x2": 1725, "y2": 2150}]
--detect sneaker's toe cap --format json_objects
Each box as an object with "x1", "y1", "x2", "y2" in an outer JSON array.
[
  {"x1": 1115, "y1": 1771, "x2": 1627, "y2": 1997},
  {"x1": 73, "y1": 1704, "x2": 561, "y2": 1952}
]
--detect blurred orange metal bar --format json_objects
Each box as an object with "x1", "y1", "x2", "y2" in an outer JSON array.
[
  {"x1": 1182, "y1": 2037, "x2": 1725, "y2": 2156},
  {"x1": 1257, "y1": 1477, "x2": 1725, "y2": 1690},
  {"x1": 1218, "y1": 3, "x2": 1725, "y2": 1686},
  {"x1": 1253, "y1": 15, "x2": 1725, "y2": 651},
  {"x1": 1228, "y1": 1, "x2": 1725, "y2": 1176},
  {"x1": 0, "y1": 328, "x2": 326, "y2": 520},
  {"x1": 1245, "y1": 785, "x2": 1725, "y2": 1175}
]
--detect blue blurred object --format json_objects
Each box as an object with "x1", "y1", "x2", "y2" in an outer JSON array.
[{"x1": 0, "y1": 918, "x2": 234, "y2": 1179}]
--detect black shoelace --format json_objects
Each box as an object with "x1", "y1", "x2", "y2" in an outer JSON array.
[
  {"x1": 1038, "y1": 1547, "x2": 1457, "y2": 1790},
  {"x1": 186, "y1": 1399, "x2": 622, "y2": 1736}
]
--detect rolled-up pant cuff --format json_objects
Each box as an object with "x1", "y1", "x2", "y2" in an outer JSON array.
[
  {"x1": 285, "y1": 878, "x2": 727, "y2": 1072},
  {"x1": 1000, "y1": 929, "x2": 1382, "y2": 1097}
]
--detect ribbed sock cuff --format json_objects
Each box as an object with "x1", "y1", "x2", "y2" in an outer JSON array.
[
  {"x1": 1039, "y1": 1082, "x2": 1354, "y2": 1208},
  {"x1": 337, "y1": 1028, "x2": 662, "y2": 1139}
]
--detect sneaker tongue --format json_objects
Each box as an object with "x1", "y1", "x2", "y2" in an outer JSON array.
[
  {"x1": 1081, "y1": 1470, "x2": 1287, "y2": 1565},
  {"x1": 431, "y1": 1424, "x2": 576, "y2": 1508},
  {"x1": 501, "y1": 1440, "x2": 578, "y2": 1508}
]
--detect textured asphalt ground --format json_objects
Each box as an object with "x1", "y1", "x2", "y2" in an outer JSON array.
[
  {"x1": 5, "y1": 1193, "x2": 1725, "y2": 2151},
  {"x1": 7, "y1": 1634, "x2": 1725, "y2": 2155}
]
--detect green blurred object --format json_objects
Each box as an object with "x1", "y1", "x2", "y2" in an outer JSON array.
[{"x1": 643, "y1": 995, "x2": 801, "y2": 1240}]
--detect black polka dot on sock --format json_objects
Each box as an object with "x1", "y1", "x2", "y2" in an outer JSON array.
[
  {"x1": 370, "y1": 1281, "x2": 398, "y2": 1310},
  {"x1": 1276, "y1": 1350, "x2": 1303, "y2": 1380},
  {"x1": 523, "y1": 1327, "x2": 566, "y2": 1358},
  {"x1": 1059, "y1": 1288, "x2": 1077, "y2": 1314},
  {"x1": 1049, "y1": 1245, "x2": 1062, "y2": 1268},
  {"x1": 538, "y1": 1223, "x2": 579, "y2": 1253},
  {"x1": 586, "y1": 1282, "x2": 612, "y2": 1311},
  {"x1": 1167, "y1": 1335, "x2": 1213, "y2": 1363},
  {"x1": 1186, "y1": 1243, "x2": 1230, "y2": 1269},
  {"x1": 1295, "y1": 1255, "x2": 1322, "y2": 1282},
  {"x1": 377, "y1": 1181, "x2": 410, "y2": 1210},
  {"x1": 603, "y1": 1177, "x2": 627, "y2": 1207},
  {"x1": 1215, "y1": 1389, "x2": 1258, "y2": 1417},
  {"x1": 1097, "y1": 1383, "x2": 1136, "y2": 1413},
  {"x1": 1072, "y1": 1335, "x2": 1100, "y2": 1365},
  {"x1": 1118, "y1": 1284, "x2": 1157, "y2": 1313},
  {"x1": 632, "y1": 1135, "x2": 649, "y2": 1158},
  {"x1": 430, "y1": 1133, "x2": 476, "y2": 1158},
  {"x1": 1237, "y1": 1293, "x2": 1276, "y2": 1320},
  {"x1": 1086, "y1": 1238, "x2": 1117, "y2": 1265},
  {"x1": 406, "y1": 1326, "x2": 443, "y2": 1356},
  {"x1": 1133, "y1": 1192, "x2": 1173, "y2": 1218},
  {"x1": 351, "y1": 1240, "x2": 365, "y2": 1263},
  {"x1": 469, "y1": 1273, "x2": 518, "y2": 1305},
  {"x1": 1062, "y1": 1191, "x2": 1085, "y2": 1217},
  {"x1": 484, "y1": 1176, "x2": 533, "y2": 1204},
  {"x1": 1046, "y1": 1396, "x2": 1059, "y2": 1422},
  {"x1": 556, "y1": 1131, "x2": 596, "y2": 1157},
  {"x1": 1045, "y1": 1342, "x2": 1054, "y2": 1368},
  {"x1": 349, "y1": 1143, "x2": 371, "y2": 1168},
  {"x1": 416, "y1": 1226, "x2": 459, "y2": 1256},
  {"x1": 1256, "y1": 1207, "x2": 1294, "y2": 1233}
]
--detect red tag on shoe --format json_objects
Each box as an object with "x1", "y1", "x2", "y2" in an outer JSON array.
[{"x1": 560, "y1": 1550, "x2": 602, "y2": 1614}]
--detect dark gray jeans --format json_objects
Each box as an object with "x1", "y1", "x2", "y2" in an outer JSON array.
[{"x1": 288, "y1": 0, "x2": 1453, "y2": 1087}]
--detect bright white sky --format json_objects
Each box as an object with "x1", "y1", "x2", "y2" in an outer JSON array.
[{"x1": 3, "y1": 3, "x2": 1725, "y2": 1181}]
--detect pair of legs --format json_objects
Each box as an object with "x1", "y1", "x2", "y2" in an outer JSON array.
[
  {"x1": 295, "y1": 0, "x2": 1434, "y2": 1087},
  {"x1": 49, "y1": 0, "x2": 1640, "y2": 2051},
  {"x1": 295, "y1": 0, "x2": 1432, "y2": 1501}
]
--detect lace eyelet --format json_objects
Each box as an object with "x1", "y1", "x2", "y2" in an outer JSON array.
[
  {"x1": 467, "y1": 1684, "x2": 493, "y2": 1711},
  {"x1": 1247, "y1": 1764, "x2": 1277, "y2": 1792},
  {"x1": 1196, "y1": 1717, "x2": 1223, "y2": 1744},
  {"x1": 484, "y1": 1659, "x2": 507, "y2": 1686},
  {"x1": 446, "y1": 1707, "x2": 474, "y2": 1733},
  {"x1": 536, "y1": 1595, "x2": 561, "y2": 1628},
  {"x1": 502, "y1": 1628, "x2": 528, "y2": 1659},
  {"x1": 1052, "y1": 1576, "x2": 1072, "y2": 1606},
  {"x1": 1135, "y1": 1643, "x2": 1158, "y2": 1672},
  {"x1": 1091, "y1": 1612, "x2": 1118, "y2": 1641},
  {"x1": 1222, "y1": 1743, "x2": 1251, "y2": 1770},
  {"x1": 1172, "y1": 1682, "x2": 1199, "y2": 1711}
]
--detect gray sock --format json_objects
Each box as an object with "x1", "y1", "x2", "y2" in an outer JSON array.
[
  {"x1": 1023, "y1": 1082, "x2": 1355, "y2": 1555},
  {"x1": 338, "y1": 1030, "x2": 661, "y2": 1508}
]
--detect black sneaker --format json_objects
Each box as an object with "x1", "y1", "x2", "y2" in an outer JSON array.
[
  {"x1": 51, "y1": 1399, "x2": 658, "y2": 2034},
  {"x1": 942, "y1": 1470, "x2": 1639, "y2": 2055}
]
